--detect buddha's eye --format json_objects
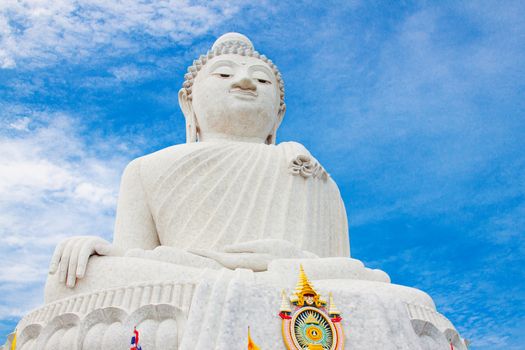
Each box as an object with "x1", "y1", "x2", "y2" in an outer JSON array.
[
  {"x1": 256, "y1": 78, "x2": 271, "y2": 84},
  {"x1": 214, "y1": 73, "x2": 232, "y2": 78}
]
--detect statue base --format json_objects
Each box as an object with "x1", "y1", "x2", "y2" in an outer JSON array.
[{"x1": 2, "y1": 257, "x2": 467, "y2": 350}]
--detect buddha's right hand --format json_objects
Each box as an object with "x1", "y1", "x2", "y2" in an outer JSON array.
[{"x1": 49, "y1": 236, "x2": 113, "y2": 288}]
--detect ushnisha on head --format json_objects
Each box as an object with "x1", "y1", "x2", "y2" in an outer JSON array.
[{"x1": 178, "y1": 32, "x2": 286, "y2": 144}]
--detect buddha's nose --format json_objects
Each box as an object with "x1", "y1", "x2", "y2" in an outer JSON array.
[{"x1": 232, "y1": 76, "x2": 257, "y2": 91}]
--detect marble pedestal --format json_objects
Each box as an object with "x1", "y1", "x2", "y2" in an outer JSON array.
[{"x1": 2, "y1": 257, "x2": 466, "y2": 350}]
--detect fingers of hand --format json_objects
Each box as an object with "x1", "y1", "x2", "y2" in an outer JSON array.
[
  {"x1": 59, "y1": 240, "x2": 75, "y2": 284},
  {"x1": 66, "y1": 242, "x2": 82, "y2": 288},
  {"x1": 234, "y1": 253, "x2": 272, "y2": 271},
  {"x1": 50, "y1": 236, "x2": 111, "y2": 286},
  {"x1": 223, "y1": 239, "x2": 299, "y2": 258},
  {"x1": 190, "y1": 250, "x2": 271, "y2": 271},
  {"x1": 76, "y1": 241, "x2": 97, "y2": 279},
  {"x1": 49, "y1": 240, "x2": 67, "y2": 274},
  {"x1": 186, "y1": 252, "x2": 225, "y2": 269},
  {"x1": 223, "y1": 239, "x2": 281, "y2": 254},
  {"x1": 188, "y1": 249, "x2": 220, "y2": 260},
  {"x1": 189, "y1": 249, "x2": 239, "y2": 268},
  {"x1": 94, "y1": 241, "x2": 112, "y2": 256},
  {"x1": 223, "y1": 241, "x2": 260, "y2": 253}
]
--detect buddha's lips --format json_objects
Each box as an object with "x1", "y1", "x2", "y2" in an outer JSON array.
[{"x1": 229, "y1": 88, "x2": 257, "y2": 97}]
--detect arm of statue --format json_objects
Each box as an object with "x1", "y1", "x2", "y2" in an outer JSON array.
[
  {"x1": 49, "y1": 158, "x2": 158, "y2": 288},
  {"x1": 189, "y1": 239, "x2": 318, "y2": 272},
  {"x1": 49, "y1": 158, "x2": 221, "y2": 287},
  {"x1": 112, "y1": 158, "x2": 221, "y2": 269}
]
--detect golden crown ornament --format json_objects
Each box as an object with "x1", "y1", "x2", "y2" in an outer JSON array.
[{"x1": 279, "y1": 265, "x2": 344, "y2": 350}]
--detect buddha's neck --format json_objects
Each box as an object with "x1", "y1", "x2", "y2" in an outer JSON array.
[{"x1": 199, "y1": 132, "x2": 266, "y2": 144}]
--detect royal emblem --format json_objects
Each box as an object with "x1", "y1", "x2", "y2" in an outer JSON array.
[{"x1": 279, "y1": 265, "x2": 344, "y2": 350}]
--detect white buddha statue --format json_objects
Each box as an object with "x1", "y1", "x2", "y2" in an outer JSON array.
[
  {"x1": 5, "y1": 33, "x2": 467, "y2": 350},
  {"x1": 46, "y1": 32, "x2": 349, "y2": 290}
]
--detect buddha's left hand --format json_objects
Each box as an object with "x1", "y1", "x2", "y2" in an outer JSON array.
[{"x1": 189, "y1": 239, "x2": 318, "y2": 272}]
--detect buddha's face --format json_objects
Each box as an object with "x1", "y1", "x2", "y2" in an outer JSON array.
[{"x1": 184, "y1": 54, "x2": 283, "y2": 142}]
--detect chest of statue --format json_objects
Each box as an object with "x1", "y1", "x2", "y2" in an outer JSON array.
[{"x1": 138, "y1": 141, "x2": 348, "y2": 257}]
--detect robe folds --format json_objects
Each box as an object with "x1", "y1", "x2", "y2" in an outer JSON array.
[{"x1": 115, "y1": 141, "x2": 350, "y2": 258}]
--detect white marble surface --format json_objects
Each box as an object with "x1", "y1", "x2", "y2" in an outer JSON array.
[
  {"x1": 5, "y1": 259, "x2": 466, "y2": 349},
  {"x1": 2, "y1": 32, "x2": 468, "y2": 349}
]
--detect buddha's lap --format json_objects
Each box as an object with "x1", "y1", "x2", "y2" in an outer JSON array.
[
  {"x1": 44, "y1": 256, "x2": 207, "y2": 303},
  {"x1": 44, "y1": 256, "x2": 435, "y2": 312}
]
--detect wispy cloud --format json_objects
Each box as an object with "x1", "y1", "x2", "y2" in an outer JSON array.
[
  {"x1": 0, "y1": 107, "x2": 134, "y2": 320},
  {"x1": 313, "y1": 2, "x2": 525, "y2": 224},
  {"x1": 0, "y1": 0, "x2": 247, "y2": 69}
]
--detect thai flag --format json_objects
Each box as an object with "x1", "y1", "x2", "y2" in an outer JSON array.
[{"x1": 130, "y1": 327, "x2": 142, "y2": 350}]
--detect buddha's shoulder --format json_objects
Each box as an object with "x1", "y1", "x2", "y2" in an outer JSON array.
[
  {"x1": 124, "y1": 141, "x2": 316, "y2": 177},
  {"x1": 133, "y1": 141, "x2": 312, "y2": 160},
  {"x1": 142, "y1": 142, "x2": 207, "y2": 163},
  {"x1": 122, "y1": 142, "x2": 206, "y2": 178},
  {"x1": 276, "y1": 141, "x2": 312, "y2": 156}
]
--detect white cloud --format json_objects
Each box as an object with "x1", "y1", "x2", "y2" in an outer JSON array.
[
  {"x1": 0, "y1": 108, "x2": 133, "y2": 318},
  {"x1": 0, "y1": 264, "x2": 44, "y2": 284},
  {"x1": 0, "y1": 0, "x2": 247, "y2": 69},
  {"x1": 0, "y1": 113, "x2": 124, "y2": 206},
  {"x1": 312, "y1": 3, "x2": 525, "y2": 234},
  {"x1": 73, "y1": 182, "x2": 115, "y2": 206},
  {"x1": 7, "y1": 116, "x2": 31, "y2": 131},
  {"x1": 110, "y1": 64, "x2": 146, "y2": 82}
]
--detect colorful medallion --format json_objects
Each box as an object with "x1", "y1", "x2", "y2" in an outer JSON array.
[{"x1": 279, "y1": 265, "x2": 344, "y2": 350}]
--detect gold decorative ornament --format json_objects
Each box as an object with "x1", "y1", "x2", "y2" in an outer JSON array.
[{"x1": 279, "y1": 265, "x2": 344, "y2": 350}]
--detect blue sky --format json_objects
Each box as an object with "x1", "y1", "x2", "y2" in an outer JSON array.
[{"x1": 0, "y1": 1, "x2": 524, "y2": 348}]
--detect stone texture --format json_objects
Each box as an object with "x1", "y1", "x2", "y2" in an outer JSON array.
[
  {"x1": 2, "y1": 32, "x2": 468, "y2": 349},
  {"x1": 4, "y1": 259, "x2": 466, "y2": 349}
]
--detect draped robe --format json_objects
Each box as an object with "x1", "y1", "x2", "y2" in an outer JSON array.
[{"x1": 114, "y1": 141, "x2": 350, "y2": 258}]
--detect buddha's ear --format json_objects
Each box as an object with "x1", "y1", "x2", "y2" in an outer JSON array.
[
  {"x1": 178, "y1": 88, "x2": 198, "y2": 143},
  {"x1": 267, "y1": 103, "x2": 286, "y2": 145},
  {"x1": 277, "y1": 103, "x2": 286, "y2": 126}
]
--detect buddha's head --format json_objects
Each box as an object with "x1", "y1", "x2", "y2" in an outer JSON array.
[{"x1": 178, "y1": 32, "x2": 286, "y2": 144}]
